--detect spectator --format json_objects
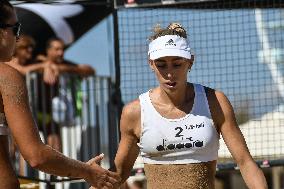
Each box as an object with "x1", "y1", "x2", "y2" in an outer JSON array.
[
  {"x1": 7, "y1": 35, "x2": 47, "y2": 75},
  {"x1": 42, "y1": 37, "x2": 95, "y2": 85},
  {"x1": 35, "y1": 37, "x2": 95, "y2": 152}
]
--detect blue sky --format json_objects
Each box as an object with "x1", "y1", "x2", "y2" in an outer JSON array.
[{"x1": 65, "y1": 15, "x2": 114, "y2": 77}]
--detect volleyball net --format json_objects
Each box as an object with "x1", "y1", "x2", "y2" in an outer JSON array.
[{"x1": 115, "y1": 0, "x2": 284, "y2": 169}]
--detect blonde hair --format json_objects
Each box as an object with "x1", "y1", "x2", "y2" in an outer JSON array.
[{"x1": 149, "y1": 22, "x2": 187, "y2": 41}]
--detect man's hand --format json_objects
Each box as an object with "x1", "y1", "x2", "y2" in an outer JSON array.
[
  {"x1": 43, "y1": 63, "x2": 59, "y2": 85},
  {"x1": 85, "y1": 154, "x2": 121, "y2": 189},
  {"x1": 77, "y1": 65, "x2": 95, "y2": 77}
]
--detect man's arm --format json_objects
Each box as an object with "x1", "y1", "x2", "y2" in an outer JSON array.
[
  {"x1": 6, "y1": 60, "x2": 46, "y2": 75},
  {"x1": 0, "y1": 64, "x2": 119, "y2": 188},
  {"x1": 21, "y1": 63, "x2": 47, "y2": 74},
  {"x1": 54, "y1": 63, "x2": 95, "y2": 77}
]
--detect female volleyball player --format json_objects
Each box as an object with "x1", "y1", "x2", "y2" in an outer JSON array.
[
  {"x1": 92, "y1": 23, "x2": 267, "y2": 189},
  {"x1": 0, "y1": 1, "x2": 119, "y2": 188}
]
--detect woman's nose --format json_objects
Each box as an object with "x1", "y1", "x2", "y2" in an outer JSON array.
[{"x1": 167, "y1": 72, "x2": 173, "y2": 78}]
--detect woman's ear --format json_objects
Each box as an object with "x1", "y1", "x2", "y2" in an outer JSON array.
[
  {"x1": 191, "y1": 54, "x2": 195, "y2": 62},
  {"x1": 189, "y1": 55, "x2": 195, "y2": 68},
  {"x1": 148, "y1": 59, "x2": 155, "y2": 71}
]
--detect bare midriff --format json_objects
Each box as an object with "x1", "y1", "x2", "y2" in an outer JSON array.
[{"x1": 144, "y1": 160, "x2": 216, "y2": 189}]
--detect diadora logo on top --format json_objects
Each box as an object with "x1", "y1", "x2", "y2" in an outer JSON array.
[{"x1": 165, "y1": 39, "x2": 176, "y2": 46}]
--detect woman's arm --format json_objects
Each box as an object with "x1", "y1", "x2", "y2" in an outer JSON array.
[
  {"x1": 89, "y1": 100, "x2": 141, "y2": 189},
  {"x1": 113, "y1": 100, "x2": 141, "y2": 184},
  {"x1": 0, "y1": 64, "x2": 119, "y2": 188},
  {"x1": 209, "y1": 89, "x2": 267, "y2": 189}
]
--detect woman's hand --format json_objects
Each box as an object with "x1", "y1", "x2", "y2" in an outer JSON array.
[{"x1": 86, "y1": 154, "x2": 121, "y2": 189}]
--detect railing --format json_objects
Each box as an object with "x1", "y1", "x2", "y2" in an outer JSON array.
[{"x1": 15, "y1": 73, "x2": 119, "y2": 189}]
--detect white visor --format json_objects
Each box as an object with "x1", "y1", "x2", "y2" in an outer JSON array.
[{"x1": 148, "y1": 35, "x2": 191, "y2": 60}]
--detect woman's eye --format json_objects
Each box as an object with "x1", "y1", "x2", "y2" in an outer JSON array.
[
  {"x1": 156, "y1": 64, "x2": 165, "y2": 68},
  {"x1": 173, "y1": 64, "x2": 181, "y2": 67}
]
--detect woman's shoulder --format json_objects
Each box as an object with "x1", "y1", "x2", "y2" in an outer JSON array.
[
  {"x1": 122, "y1": 98, "x2": 141, "y2": 120},
  {"x1": 120, "y1": 99, "x2": 141, "y2": 135},
  {"x1": 0, "y1": 63, "x2": 25, "y2": 82},
  {"x1": 0, "y1": 63, "x2": 26, "y2": 92},
  {"x1": 121, "y1": 87, "x2": 159, "y2": 118},
  {"x1": 202, "y1": 84, "x2": 233, "y2": 127},
  {"x1": 195, "y1": 83, "x2": 227, "y2": 100}
]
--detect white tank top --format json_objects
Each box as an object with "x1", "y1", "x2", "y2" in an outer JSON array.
[
  {"x1": 0, "y1": 113, "x2": 8, "y2": 135},
  {"x1": 138, "y1": 83, "x2": 219, "y2": 164}
]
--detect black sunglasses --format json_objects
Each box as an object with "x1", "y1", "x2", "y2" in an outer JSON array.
[{"x1": 0, "y1": 22, "x2": 21, "y2": 38}]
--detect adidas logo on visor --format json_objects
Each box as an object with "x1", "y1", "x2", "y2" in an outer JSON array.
[{"x1": 165, "y1": 39, "x2": 176, "y2": 46}]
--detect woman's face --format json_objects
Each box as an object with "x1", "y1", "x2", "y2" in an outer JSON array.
[
  {"x1": 149, "y1": 56, "x2": 193, "y2": 92},
  {"x1": 0, "y1": 8, "x2": 18, "y2": 62}
]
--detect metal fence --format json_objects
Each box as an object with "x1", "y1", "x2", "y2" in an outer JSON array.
[{"x1": 15, "y1": 73, "x2": 119, "y2": 189}]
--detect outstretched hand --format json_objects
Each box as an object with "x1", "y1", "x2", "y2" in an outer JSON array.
[
  {"x1": 87, "y1": 153, "x2": 104, "y2": 165},
  {"x1": 85, "y1": 154, "x2": 120, "y2": 189}
]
